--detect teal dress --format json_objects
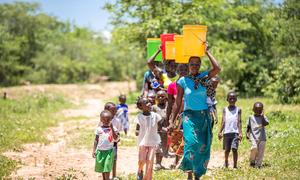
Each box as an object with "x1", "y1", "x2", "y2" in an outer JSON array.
[{"x1": 177, "y1": 71, "x2": 212, "y2": 178}]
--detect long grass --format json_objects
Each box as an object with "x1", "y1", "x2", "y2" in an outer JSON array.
[{"x1": 0, "y1": 93, "x2": 71, "y2": 178}]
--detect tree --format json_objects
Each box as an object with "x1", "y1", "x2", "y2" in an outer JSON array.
[
  {"x1": 264, "y1": 0, "x2": 300, "y2": 103},
  {"x1": 104, "y1": 0, "x2": 280, "y2": 95}
]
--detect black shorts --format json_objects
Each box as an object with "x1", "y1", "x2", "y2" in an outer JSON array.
[{"x1": 223, "y1": 133, "x2": 239, "y2": 151}]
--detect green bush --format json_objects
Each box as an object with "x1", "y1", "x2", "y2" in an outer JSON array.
[{"x1": 264, "y1": 57, "x2": 300, "y2": 104}]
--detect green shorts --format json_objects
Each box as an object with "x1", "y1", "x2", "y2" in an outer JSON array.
[{"x1": 95, "y1": 149, "x2": 114, "y2": 173}]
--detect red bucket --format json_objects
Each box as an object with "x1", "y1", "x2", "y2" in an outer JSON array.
[{"x1": 160, "y1": 34, "x2": 175, "y2": 60}]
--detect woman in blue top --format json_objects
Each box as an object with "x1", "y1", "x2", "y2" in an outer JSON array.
[{"x1": 169, "y1": 43, "x2": 221, "y2": 179}]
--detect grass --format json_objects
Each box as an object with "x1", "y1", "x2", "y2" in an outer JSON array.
[
  {"x1": 116, "y1": 95, "x2": 300, "y2": 179},
  {"x1": 0, "y1": 93, "x2": 72, "y2": 178},
  {"x1": 104, "y1": 91, "x2": 300, "y2": 179},
  {"x1": 123, "y1": 170, "x2": 187, "y2": 180},
  {"x1": 67, "y1": 126, "x2": 94, "y2": 149},
  {"x1": 210, "y1": 111, "x2": 300, "y2": 179},
  {"x1": 0, "y1": 155, "x2": 18, "y2": 179}
]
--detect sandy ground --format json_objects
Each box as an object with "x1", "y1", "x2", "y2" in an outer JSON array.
[{"x1": 2, "y1": 82, "x2": 227, "y2": 179}]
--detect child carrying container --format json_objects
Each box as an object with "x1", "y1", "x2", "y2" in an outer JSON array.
[{"x1": 246, "y1": 102, "x2": 269, "y2": 168}]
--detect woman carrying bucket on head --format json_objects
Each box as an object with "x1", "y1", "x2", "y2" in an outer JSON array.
[{"x1": 169, "y1": 42, "x2": 221, "y2": 179}]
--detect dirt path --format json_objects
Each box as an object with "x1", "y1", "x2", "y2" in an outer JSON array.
[
  {"x1": 2, "y1": 82, "x2": 226, "y2": 179},
  {"x1": 3, "y1": 82, "x2": 139, "y2": 179}
]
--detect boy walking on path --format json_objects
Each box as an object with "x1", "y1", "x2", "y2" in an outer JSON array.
[
  {"x1": 218, "y1": 92, "x2": 242, "y2": 168},
  {"x1": 246, "y1": 102, "x2": 269, "y2": 168}
]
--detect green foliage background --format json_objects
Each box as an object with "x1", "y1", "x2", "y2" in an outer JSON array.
[{"x1": 0, "y1": 0, "x2": 299, "y2": 103}]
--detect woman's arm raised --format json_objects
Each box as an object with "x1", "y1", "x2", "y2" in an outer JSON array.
[
  {"x1": 205, "y1": 43, "x2": 221, "y2": 78},
  {"x1": 147, "y1": 48, "x2": 161, "y2": 72}
]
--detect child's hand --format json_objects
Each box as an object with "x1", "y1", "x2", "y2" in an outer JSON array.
[
  {"x1": 167, "y1": 123, "x2": 174, "y2": 133},
  {"x1": 238, "y1": 134, "x2": 243, "y2": 141},
  {"x1": 218, "y1": 132, "x2": 223, "y2": 140},
  {"x1": 92, "y1": 151, "x2": 96, "y2": 158},
  {"x1": 246, "y1": 132, "x2": 250, "y2": 140},
  {"x1": 261, "y1": 109, "x2": 264, "y2": 116},
  {"x1": 162, "y1": 127, "x2": 168, "y2": 132}
]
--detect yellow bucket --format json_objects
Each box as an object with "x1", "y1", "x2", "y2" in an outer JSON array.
[
  {"x1": 183, "y1": 25, "x2": 207, "y2": 57},
  {"x1": 165, "y1": 41, "x2": 175, "y2": 60},
  {"x1": 174, "y1": 35, "x2": 189, "y2": 64}
]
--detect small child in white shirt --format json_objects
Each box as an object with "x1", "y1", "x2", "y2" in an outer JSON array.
[
  {"x1": 218, "y1": 92, "x2": 242, "y2": 168},
  {"x1": 104, "y1": 102, "x2": 122, "y2": 179},
  {"x1": 135, "y1": 97, "x2": 162, "y2": 180},
  {"x1": 92, "y1": 110, "x2": 119, "y2": 180}
]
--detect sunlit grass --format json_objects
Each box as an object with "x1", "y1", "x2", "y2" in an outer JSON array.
[
  {"x1": 0, "y1": 93, "x2": 72, "y2": 178},
  {"x1": 116, "y1": 93, "x2": 300, "y2": 179}
]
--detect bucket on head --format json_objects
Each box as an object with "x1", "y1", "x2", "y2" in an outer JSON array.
[
  {"x1": 160, "y1": 34, "x2": 175, "y2": 60},
  {"x1": 174, "y1": 35, "x2": 189, "y2": 64},
  {"x1": 147, "y1": 38, "x2": 163, "y2": 62},
  {"x1": 183, "y1": 25, "x2": 207, "y2": 57},
  {"x1": 165, "y1": 41, "x2": 175, "y2": 60}
]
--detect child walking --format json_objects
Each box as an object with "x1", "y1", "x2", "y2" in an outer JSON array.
[
  {"x1": 152, "y1": 90, "x2": 168, "y2": 170},
  {"x1": 218, "y1": 92, "x2": 242, "y2": 168},
  {"x1": 104, "y1": 102, "x2": 122, "y2": 180},
  {"x1": 93, "y1": 110, "x2": 120, "y2": 180},
  {"x1": 246, "y1": 102, "x2": 269, "y2": 168},
  {"x1": 117, "y1": 94, "x2": 129, "y2": 135},
  {"x1": 135, "y1": 97, "x2": 162, "y2": 180}
]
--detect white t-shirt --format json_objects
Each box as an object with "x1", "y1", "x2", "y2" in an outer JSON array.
[
  {"x1": 116, "y1": 107, "x2": 129, "y2": 130},
  {"x1": 111, "y1": 116, "x2": 123, "y2": 132},
  {"x1": 224, "y1": 107, "x2": 240, "y2": 134},
  {"x1": 95, "y1": 126, "x2": 119, "y2": 150},
  {"x1": 135, "y1": 112, "x2": 162, "y2": 146}
]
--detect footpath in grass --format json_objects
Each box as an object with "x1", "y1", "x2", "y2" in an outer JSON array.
[{"x1": 0, "y1": 93, "x2": 72, "y2": 178}]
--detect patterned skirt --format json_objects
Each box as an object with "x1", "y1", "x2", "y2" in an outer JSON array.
[{"x1": 179, "y1": 109, "x2": 212, "y2": 178}]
